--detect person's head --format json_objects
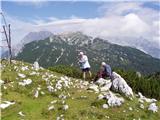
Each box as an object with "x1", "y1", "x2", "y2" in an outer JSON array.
[
  {"x1": 101, "y1": 62, "x2": 106, "y2": 66},
  {"x1": 79, "y1": 52, "x2": 84, "y2": 58},
  {"x1": 100, "y1": 62, "x2": 106, "y2": 70}
]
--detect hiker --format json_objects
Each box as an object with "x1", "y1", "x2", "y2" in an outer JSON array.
[
  {"x1": 78, "y1": 52, "x2": 92, "y2": 81},
  {"x1": 94, "y1": 62, "x2": 112, "y2": 82}
]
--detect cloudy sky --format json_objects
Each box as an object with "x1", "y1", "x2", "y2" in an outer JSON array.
[{"x1": 1, "y1": 0, "x2": 160, "y2": 50}]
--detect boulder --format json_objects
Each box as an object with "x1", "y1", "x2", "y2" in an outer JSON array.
[{"x1": 111, "y1": 72, "x2": 134, "y2": 98}]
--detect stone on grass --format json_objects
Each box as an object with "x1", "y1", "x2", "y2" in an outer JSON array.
[
  {"x1": 48, "y1": 105, "x2": 55, "y2": 111},
  {"x1": 129, "y1": 107, "x2": 133, "y2": 111},
  {"x1": 140, "y1": 104, "x2": 144, "y2": 109},
  {"x1": 18, "y1": 111, "x2": 25, "y2": 116},
  {"x1": 98, "y1": 94, "x2": 104, "y2": 100},
  {"x1": 148, "y1": 103, "x2": 158, "y2": 113},
  {"x1": 88, "y1": 84, "x2": 99, "y2": 92},
  {"x1": 34, "y1": 90, "x2": 39, "y2": 98},
  {"x1": 104, "y1": 91, "x2": 124, "y2": 107},
  {"x1": 100, "y1": 82, "x2": 112, "y2": 92},
  {"x1": 0, "y1": 101, "x2": 15, "y2": 109},
  {"x1": 47, "y1": 85, "x2": 54, "y2": 92},
  {"x1": 19, "y1": 79, "x2": 32, "y2": 86},
  {"x1": 18, "y1": 73, "x2": 26, "y2": 78},
  {"x1": 33, "y1": 61, "x2": 39, "y2": 70},
  {"x1": 40, "y1": 91, "x2": 45, "y2": 95},
  {"x1": 63, "y1": 105, "x2": 69, "y2": 111},
  {"x1": 51, "y1": 100, "x2": 57, "y2": 104},
  {"x1": 0, "y1": 80, "x2": 4, "y2": 85},
  {"x1": 21, "y1": 66, "x2": 29, "y2": 71},
  {"x1": 138, "y1": 92, "x2": 157, "y2": 103},
  {"x1": 102, "y1": 104, "x2": 109, "y2": 109}
]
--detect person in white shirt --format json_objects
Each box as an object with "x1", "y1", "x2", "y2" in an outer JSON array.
[{"x1": 78, "y1": 52, "x2": 92, "y2": 81}]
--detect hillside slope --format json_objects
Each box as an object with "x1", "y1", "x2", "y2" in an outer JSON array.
[
  {"x1": 1, "y1": 60, "x2": 160, "y2": 120},
  {"x1": 16, "y1": 32, "x2": 160, "y2": 75}
]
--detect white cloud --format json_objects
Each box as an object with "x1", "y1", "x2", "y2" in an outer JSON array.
[{"x1": 2, "y1": 2, "x2": 160, "y2": 50}]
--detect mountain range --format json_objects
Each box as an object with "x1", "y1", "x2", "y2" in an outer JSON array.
[{"x1": 15, "y1": 32, "x2": 160, "y2": 75}]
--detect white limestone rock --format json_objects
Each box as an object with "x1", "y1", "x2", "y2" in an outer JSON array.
[
  {"x1": 100, "y1": 81, "x2": 112, "y2": 92},
  {"x1": 19, "y1": 79, "x2": 32, "y2": 86},
  {"x1": 98, "y1": 94, "x2": 105, "y2": 100},
  {"x1": 102, "y1": 104, "x2": 109, "y2": 109},
  {"x1": 140, "y1": 104, "x2": 144, "y2": 109},
  {"x1": 21, "y1": 66, "x2": 29, "y2": 71},
  {"x1": 63, "y1": 105, "x2": 69, "y2": 111},
  {"x1": 47, "y1": 85, "x2": 54, "y2": 92},
  {"x1": 138, "y1": 92, "x2": 157, "y2": 103},
  {"x1": 88, "y1": 84, "x2": 99, "y2": 92},
  {"x1": 95, "y1": 78, "x2": 108, "y2": 86},
  {"x1": 0, "y1": 80, "x2": 4, "y2": 85},
  {"x1": 34, "y1": 90, "x2": 39, "y2": 98},
  {"x1": 112, "y1": 72, "x2": 134, "y2": 98},
  {"x1": 104, "y1": 91, "x2": 124, "y2": 107},
  {"x1": 0, "y1": 101, "x2": 15, "y2": 109},
  {"x1": 33, "y1": 61, "x2": 39, "y2": 71},
  {"x1": 18, "y1": 73, "x2": 26, "y2": 78},
  {"x1": 148, "y1": 103, "x2": 158, "y2": 113},
  {"x1": 48, "y1": 105, "x2": 55, "y2": 111},
  {"x1": 18, "y1": 111, "x2": 25, "y2": 116}
]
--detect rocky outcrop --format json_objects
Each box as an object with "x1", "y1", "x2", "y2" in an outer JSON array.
[{"x1": 111, "y1": 72, "x2": 134, "y2": 98}]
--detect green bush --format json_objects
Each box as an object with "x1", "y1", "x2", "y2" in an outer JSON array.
[{"x1": 48, "y1": 65, "x2": 82, "y2": 79}]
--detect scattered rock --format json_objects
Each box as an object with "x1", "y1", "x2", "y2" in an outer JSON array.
[
  {"x1": 88, "y1": 84, "x2": 99, "y2": 92},
  {"x1": 148, "y1": 103, "x2": 158, "y2": 113},
  {"x1": 48, "y1": 105, "x2": 55, "y2": 111},
  {"x1": 102, "y1": 104, "x2": 109, "y2": 109},
  {"x1": 63, "y1": 105, "x2": 69, "y2": 111},
  {"x1": 98, "y1": 94, "x2": 104, "y2": 100},
  {"x1": 18, "y1": 111, "x2": 25, "y2": 117},
  {"x1": 19, "y1": 79, "x2": 32, "y2": 86},
  {"x1": 0, "y1": 80, "x2": 4, "y2": 85},
  {"x1": 140, "y1": 104, "x2": 144, "y2": 109},
  {"x1": 138, "y1": 92, "x2": 157, "y2": 103},
  {"x1": 18, "y1": 73, "x2": 26, "y2": 78},
  {"x1": 21, "y1": 66, "x2": 29, "y2": 71},
  {"x1": 104, "y1": 91, "x2": 124, "y2": 107},
  {"x1": 33, "y1": 61, "x2": 39, "y2": 71},
  {"x1": 129, "y1": 107, "x2": 133, "y2": 111},
  {"x1": 34, "y1": 90, "x2": 39, "y2": 98},
  {"x1": 47, "y1": 85, "x2": 54, "y2": 92},
  {"x1": 0, "y1": 101, "x2": 15, "y2": 109},
  {"x1": 51, "y1": 100, "x2": 57, "y2": 104}
]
